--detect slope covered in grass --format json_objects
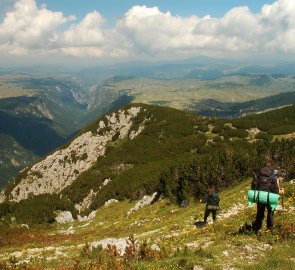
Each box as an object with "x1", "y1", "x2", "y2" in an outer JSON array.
[{"x1": 0, "y1": 179, "x2": 294, "y2": 269}]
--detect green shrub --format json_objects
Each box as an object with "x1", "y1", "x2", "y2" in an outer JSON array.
[
  {"x1": 9, "y1": 194, "x2": 77, "y2": 224},
  {"x1": 233, "y1": 105, "x2": 295, "y2": 134},
  {"x1": 255, "y1": 132, "x2": 273, "y2": 141},
  {"x1": 158, "y1": 139, "x2": 294, "y2": 204}
]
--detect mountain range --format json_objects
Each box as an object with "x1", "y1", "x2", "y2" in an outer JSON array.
[{"x1": 1, "y1": 59, "x2": 295, "y2": 187}]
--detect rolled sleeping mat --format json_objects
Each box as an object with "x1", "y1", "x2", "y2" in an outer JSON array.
[
  {"x1": 247, "y1": 190, "x2": 280, "y2": 210},
  {"x1": 248, "y1": 189, "x2": 258, "y2": 205},
  {"x1": 258, "y1": 191, "x2": 280, "y2": 211}
]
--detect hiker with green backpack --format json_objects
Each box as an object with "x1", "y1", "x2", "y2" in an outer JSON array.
[{"x1": 250, "y1": 162, "x2": 281, "y2": 234}]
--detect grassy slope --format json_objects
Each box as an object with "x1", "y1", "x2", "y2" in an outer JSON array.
[{"x1": 0, "y1": 179, "x2": 294, "y2": 269}]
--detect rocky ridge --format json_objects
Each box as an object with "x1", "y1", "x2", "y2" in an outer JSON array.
[{"x1": 5, "y1": 106, "x2": 145, "y2": 203}]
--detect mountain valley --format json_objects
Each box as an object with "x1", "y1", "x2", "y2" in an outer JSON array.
[{"x1": 1, "y1": 0, "x2": 295, "y2": 268}]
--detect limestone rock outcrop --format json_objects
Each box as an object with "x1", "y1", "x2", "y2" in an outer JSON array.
[
  {"x1": 77, "y1": 210, "x2": 97, "y2": 222},
  {"x1": 55, "y1": 211, "x2": 74, "y2": 224},
  {"x1": 104, "y1": 199, "x2": 119, "y2": 206},
  {"x1": 127, "y1": 192, "x2": 158, "y2": 216},
  {"x1": 74, "y1": 179, "x2": 111, "y2": 213},
  {"x1": 90, "y1": 238, "x2": 128, "y2": 256},
  {"x1": 8, "y1": 107, "x2": 145, "y2": 202}
]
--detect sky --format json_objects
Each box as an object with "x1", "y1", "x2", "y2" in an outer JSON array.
[{"x1": 0, "y1": 0, "x2": 295, "y2": 67}]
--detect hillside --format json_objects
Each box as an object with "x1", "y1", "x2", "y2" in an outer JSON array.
[
  {"x1": 0, "y1": 103, "x2": 294, "y2": 269},
  {"x1": 0, "y1": 134, "x2": 37, "y2": 187},
  {"x1": 0, "y1": 104, "x2": 294, "y2": 220},
  {"x1": 0, "y1": 179, "x2": 294, "y2": 269},
  {"x1": 191, "y1": 91, "x2": 295, "y2": 118}
]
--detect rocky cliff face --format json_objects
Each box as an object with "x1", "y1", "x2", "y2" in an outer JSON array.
[
  {"x1": 7, "y1": 106, "x2": 145, "y2": 202},
  {"x1": 13, "y1": 98, "x2": 54, "y2": 120}
]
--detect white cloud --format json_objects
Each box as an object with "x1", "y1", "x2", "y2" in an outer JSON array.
[
  {"x1": 62, "y1": 11, "x2": 105, "y2": 47},
  {"x1": 0, "y1": 0, "x2": 295, "y2": 61},
  {"x1": 0, "y1": 0, "x2": 74, "y2": 55},
  {"x1": 117, "y1": 5, "x2": 199, "y2": 53},
  {"x1": 117, "y1": 1, "x2": 295, "y2": 58}
]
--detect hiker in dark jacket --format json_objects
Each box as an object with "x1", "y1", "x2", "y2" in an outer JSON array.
[
  {"x1": 204, "y1": 187, "x2": 220, "y2": 224},
  {"x1": 252, "y1": 162, "x2": 279, "y2": 233}
]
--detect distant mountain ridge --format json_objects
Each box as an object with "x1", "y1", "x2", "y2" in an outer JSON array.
[{"x1": 191, "y1": 91, "x2": 295, "y2": 118}]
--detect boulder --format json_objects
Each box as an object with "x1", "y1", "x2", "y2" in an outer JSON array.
[
  {"x1": 151, "y1": 244, "x2": 160, "y2": 251},
  {"x1": 55, "y1": 211, "x2": 74, "y2": 224},
  {"x1": 90, "y1": 238, "x2": 128, "y2": 256},
  {"x1": 77, "y1": 210, "x2": 97, "y2": 222},
  {"x1": 127, "y1": 192, "x2": 157, "y2": 216},
  {"x1": 104, "y1": 199, "x2": 119, "y2": 206},
  {"x1": 21, "y1": 224, "x2": 29, "y2": 229}
]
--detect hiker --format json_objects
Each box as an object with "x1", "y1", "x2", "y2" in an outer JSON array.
[
  {"x1": 251, "y1": 162, "x2": 280, "y2": 233},
  {"x1": 203, "y1": 187, "x2": 220, "y2": 224}
]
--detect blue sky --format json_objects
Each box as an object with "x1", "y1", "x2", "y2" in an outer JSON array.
[{"x1": 0, "y1": 0, "x2": 294, "y2": 66}]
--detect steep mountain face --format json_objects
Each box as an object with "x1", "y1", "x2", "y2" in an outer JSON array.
[
  {"x1": 3, "y1": 76, "x2": 90, "y2": 135},
  {"x1": 6, "y1": 106, "x2": 145, "y2": 202},
  {"x1": 0, "y1": 74, "x2": 133, "y2": 185},
  {"x1": 0, "y1": 86, "x2": 83, "y2": 184},
  {"x1": 0, "y1": 134, "x2": 36, "y2": 188}
]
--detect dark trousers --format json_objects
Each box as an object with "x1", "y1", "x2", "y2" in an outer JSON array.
[
  {"x1": 253, "y1": 203, "x2": 274, "y2": 232},
  {"x1": 204, "y1": 208, "x2": 217, "y2": 223}
]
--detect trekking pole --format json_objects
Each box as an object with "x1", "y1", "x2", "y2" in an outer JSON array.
[{"x1": 278, "y1": 177, "x2": 284, "y2": 210}]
